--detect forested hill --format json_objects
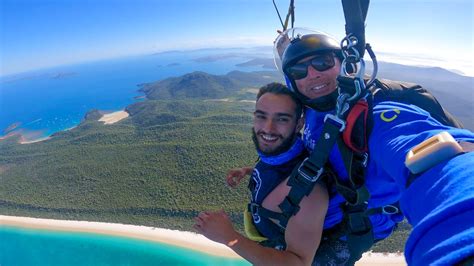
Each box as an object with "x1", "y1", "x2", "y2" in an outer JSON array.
[
  {"x1": 2, "y1": 70, "x2": 409, "y2": 252},
  {"x1": 139, "y1": 70, "x2": 283, "y2": 100}
]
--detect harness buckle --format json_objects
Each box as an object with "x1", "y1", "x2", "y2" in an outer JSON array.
[
  {"x1": 297, "y1": 158, "x2": 324, "y2": 183},
  {"x1": 347, "y1": 210, "x2": 371, "y2": 235},
  {"x1": 324, "y1": 114, "x2": 346, "y2": 132},
  {"x1": 248, "y1": 203, "x2": 259, "y2": 216}
]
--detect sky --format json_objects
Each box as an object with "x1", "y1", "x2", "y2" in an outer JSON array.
[{"x1": 0, "y1": 0, "x2": 473, "y2": 77}]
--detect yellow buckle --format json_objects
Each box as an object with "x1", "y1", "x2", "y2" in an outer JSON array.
[{"x1": 405, "y1": 131, "x2": 463, "y2": 174}]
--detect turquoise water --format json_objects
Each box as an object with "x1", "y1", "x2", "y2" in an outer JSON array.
[
  {"x1": 0, "y1": 48, "x2": 271, "y2": 141},
  {"x1": 0, "y1": 225, "x2": 250, "y2": 266}
]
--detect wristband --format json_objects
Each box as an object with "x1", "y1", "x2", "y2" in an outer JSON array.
[{"x1": 405, "y1": 131, "x2": 463, "y2": 174}]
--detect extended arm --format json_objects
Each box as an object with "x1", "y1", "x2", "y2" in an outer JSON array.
[
  {"x1": 369, "y1": 102, "x2": 474, "y2": 265},
  {"x1": 194, "y1": 184, "x2": 328, "y2": 266}
]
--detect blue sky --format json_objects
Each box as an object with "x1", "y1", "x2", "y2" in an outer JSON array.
[{"x1": 1, "y1": 0, "x2": 472, "y2": 76}]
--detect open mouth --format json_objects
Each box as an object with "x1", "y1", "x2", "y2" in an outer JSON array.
[
  {"x1": 311, "y1": 83, "x2": 329, "y2": 91},
  {"x1": 260, "y1": 133, "x2": 279, "y2": 142},
  {"x1": 306, "y1": 82, "x2": 335, "y2": 97}
]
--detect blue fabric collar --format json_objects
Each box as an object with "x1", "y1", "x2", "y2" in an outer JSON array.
[{"x1": 258, "y1": 138, "x2": 304, "y2": 166}]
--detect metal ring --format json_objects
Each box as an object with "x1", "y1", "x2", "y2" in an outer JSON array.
[{"x1": 381, "y1": 205, "x2": 399, "y2": 215}]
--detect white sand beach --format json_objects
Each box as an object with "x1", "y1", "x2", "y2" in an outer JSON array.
[
  {"x1": 0, "y1": 215, "x2": 407, "y2": 265},
  {"x1": 19, "y1": 136, "x2": 51, "y2": 144},
  {"x1": 98, "y1": 110, "x2": 129, "y2": 125},
  {"x1": 0, "y1": 215, "x2": 239, "y2": 258},
  {"x1": 6, "y1": 111, "x2": 128, "y2": 145}
]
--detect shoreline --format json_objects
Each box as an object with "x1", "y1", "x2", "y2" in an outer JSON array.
[
  {"x1": 0, "y1": 215, "x2": 407, "y2": 265},
  {"x1": 0, "y1": 215, "x2": 241, "y2": 259},
  {"x1": 0, "y1": 110, "x2": 129, "y2": 145}
]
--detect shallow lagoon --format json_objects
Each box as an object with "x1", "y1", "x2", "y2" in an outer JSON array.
[{"x1": 0, "y1": 225, "x2": 250, "y2": 266}]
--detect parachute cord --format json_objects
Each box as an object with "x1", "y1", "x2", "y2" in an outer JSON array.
[
  {"x1": 365, "y1": 43, "x2": 378, "y2": 88},
  {"x1": 272, "y1": 0, "x2": 295, "y2": 32},
  {"x1": 289, "y1": 0, "x2": 295, "y2": 29},
  {"x1": 272, "y1": 0, "x2": 285, "y2": 29}
]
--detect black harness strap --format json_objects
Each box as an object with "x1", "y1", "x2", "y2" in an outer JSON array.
[
  {"x1": 341, "y1": 0, "x2": 369, "y2": 58},
  {"x1": 278, "y1": 114, "x2": 345, "y2": 228},
  {"x1": 330, "y1": 133, "x2": 374, "y2": 257}
]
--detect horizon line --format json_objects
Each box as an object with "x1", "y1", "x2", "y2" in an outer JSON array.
[{"x1": 1, "y1": 46, "x2": 473, "y2": 78}]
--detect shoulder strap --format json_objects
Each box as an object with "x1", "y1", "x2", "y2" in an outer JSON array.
[
  {"x1": 278, "y1": 114, "x2": 346, "y2": 228},
  {"x1": 273, "y1": 109, "x2": 374, "y2": 253}
]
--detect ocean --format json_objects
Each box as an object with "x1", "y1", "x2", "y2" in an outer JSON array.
[
  {"x1": 0, "y1": 48, "x2": 272, "y2": 141},
  {"x1": 0, "y1": 225, "x2": 250, "y2": 266},
  {"x1": 0, "y1": 48, "x2": 267, "y2": 265}
]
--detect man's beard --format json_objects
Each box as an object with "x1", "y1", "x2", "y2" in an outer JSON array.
[{"x1": 252, "y1": 128, "x2": 299, "y2": 157}]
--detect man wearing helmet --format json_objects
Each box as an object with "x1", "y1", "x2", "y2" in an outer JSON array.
[
  {"x1": 278, "y1": 29, "x2": 474, "y2": 265},
  {"x1": 281, "y1": 32, "x2": 343, "y2": 112}
]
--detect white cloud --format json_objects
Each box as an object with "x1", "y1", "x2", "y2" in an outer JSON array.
[
  {"x1": 151, "y1": 35, "x2": 274, "y2": 52},
  {"x1": 373, "y1": 51, "x2": 474, "y2": 77}
]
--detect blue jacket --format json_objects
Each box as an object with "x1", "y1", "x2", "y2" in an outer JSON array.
[{"x1": 304, "y1": 101, "x2": 474, "y2": 265}]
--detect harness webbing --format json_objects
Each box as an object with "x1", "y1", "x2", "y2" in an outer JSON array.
[
  {"x1": 341, "y1": 0, "x2": 370, "y2": 58},
  {"x1": 278, "y1": 114, "x2": 345, "y2": 228},
  {"x1": 334, "y1": 138, "x2": 374, "y2": 257}
]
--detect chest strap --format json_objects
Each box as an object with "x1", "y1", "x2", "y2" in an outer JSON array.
[{"x1": 277, "y1": 115, "x2": 345, "y2": 231}]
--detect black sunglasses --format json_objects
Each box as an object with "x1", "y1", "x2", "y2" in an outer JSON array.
[{"x1": 286, "y1": 53, "x2": 336, "y2": 80}]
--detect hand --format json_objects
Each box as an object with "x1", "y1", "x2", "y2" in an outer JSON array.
[
  {"x1": 275, "y1": 30, "x2": 291, "y2": 58},
  {"x1": 226, "y1": 167, "x2": 252, "y2": 188},
  {"x1": 193, "y1": 210, "x2": 239, "y2": 246}
]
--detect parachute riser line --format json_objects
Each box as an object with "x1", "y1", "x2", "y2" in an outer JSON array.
[{"x1": 272, "y1": 0, "x2": 295, "y2": 32}]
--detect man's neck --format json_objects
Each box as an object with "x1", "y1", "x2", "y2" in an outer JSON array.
[{"x1": 258, "y1": 138, "x2": 304, "y2": 166}]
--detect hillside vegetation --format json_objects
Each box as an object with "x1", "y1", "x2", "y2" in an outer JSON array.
[
  {"x1": 1, "y1": 70, "x2": 413, "y2": 252},
  {"x1": 140, "y1": 70, "x2": 283, "y2": 100},
  {"x1": 0, "y1": 100, "x2": 257, "y2": 229}
]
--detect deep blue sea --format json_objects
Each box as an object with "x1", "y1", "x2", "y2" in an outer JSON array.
[
  {"x1": 0, "y1": 225, "x2": 250, "y2": 266},
  {"x1": 0, "y1": 48, "x2": 271, "y2": 141},
  {"x1": 0, "y1": 49, "x2": 266, "y2": 264}
]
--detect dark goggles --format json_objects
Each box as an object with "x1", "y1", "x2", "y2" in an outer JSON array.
[{"x1": 285, "y1": 53, "x2": 336, "y2": 80}]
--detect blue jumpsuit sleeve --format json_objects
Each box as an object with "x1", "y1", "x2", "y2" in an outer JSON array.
[{"x1": 369, "y1": 101, "x2": 474, "y2": 265}]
